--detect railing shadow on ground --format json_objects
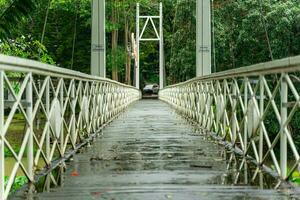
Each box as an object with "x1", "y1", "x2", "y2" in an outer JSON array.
[
  {"x1": 159, "y1": 55, "x2": 300, "y2": 191},
  {"x1": 0, "y1": 54, "x2": 141, "y2": 200}
]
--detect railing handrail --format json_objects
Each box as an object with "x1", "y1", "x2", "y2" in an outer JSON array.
[
  {"x1": 164, "y1": 55, "x2": 300, "y2": 88},
  {"x1": 0, "y1": 54, "x2": 137, "y2": 90}
]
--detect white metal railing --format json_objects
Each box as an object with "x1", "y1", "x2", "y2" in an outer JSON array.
[
  {"x1": 0, "y1": 55, "x2": 141, "y2": 199},
  {"x1": 159, "y1": 56, "x2": 300, "y2": 187}
]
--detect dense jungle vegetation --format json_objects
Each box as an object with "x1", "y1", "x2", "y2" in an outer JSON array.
[{"x1": 1, "y1": 0, "x2": 300, "y2": 85}]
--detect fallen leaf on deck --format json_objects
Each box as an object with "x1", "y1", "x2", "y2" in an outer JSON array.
[{"x1": 71, "y1": 170, "x2": 79, "y2": 177}]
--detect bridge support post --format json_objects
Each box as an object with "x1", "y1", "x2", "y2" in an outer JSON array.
[
  {"x1": 135, "y1": 4, "x2": 140, "y2": 89},
  {"x1": 91, "y1": 0, "x2": 106, "y2": 77},
  {"x1": 196, "y1": 0, "x2": 211, "y2": 77},
  {"x1": 159, "y1": 3, "x2": 164, "y2": 89}
]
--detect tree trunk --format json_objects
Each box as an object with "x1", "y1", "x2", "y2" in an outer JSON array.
[{"x1": 125, "y1": 18, "x2": 131, "y2": 85}]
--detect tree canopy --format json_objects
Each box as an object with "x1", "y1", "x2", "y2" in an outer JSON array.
[{"x1": 0, "y1": 0, "x2": 300, "y2": 86}]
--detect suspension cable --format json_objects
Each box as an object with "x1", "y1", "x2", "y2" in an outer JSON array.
[
  {"x1": 71, "y1": 0, "x2": 79, "y2": 70},
  {"x1": 41, "y1": 0, "x2": 51, "y2": 45},
  {"x1": 257, "y1": 0, "x2": 274, "y2": 60},
  {"x1": 169, "y1": 0, "x2": 179, "y2": 78},
  {"x1": 39, "y1": 0, "x2": 51, "y2": 61}
]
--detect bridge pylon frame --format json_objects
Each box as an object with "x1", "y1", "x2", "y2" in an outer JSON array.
[{"x1": 135, "y1": 3, "x2": 164, "y2": 90}]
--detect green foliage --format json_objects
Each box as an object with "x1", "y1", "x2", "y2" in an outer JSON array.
[
  {"x1": 292, "y1": 177, "x2": 300, "y2": 185},
  {"x1": 1, "y1": 0, "x2": 300, "y2": 84},
  {"x1": 166, "y1": 0, "x2": 196, "y2": 84},
  {"x1": 0, "y1": 35, "x2": 55, "y2": 94},
  {"x1": 4, "y1": 146, "x2": 36, "y2": 158},
  {"x1": 3, "y1": 146, "x2": 36, "y2": 158},
  {"x1": 0, "y1": 36, "x2": 55, "y2": 64},
  {"x1": 4, "y1": 176, "x2": 8, "y2": 186},
  {"x1": 289, "y1": 168, "x2": 300, "y2": 185},
  {"x1": 4, "y1": 147, "x2": 13, "y2": 157},
  {"x1": 3, "y1": 176, "x2": 28, "y2": 191},
  {"x1": 213, "y1": 0, "x2": 300, "y2": 71},
  {"x1": 107, "y1": 46, "x2": 126, "y2": 79},
  {"x1": 13, "y1": 176, "x2": 27, "y2": 190},
  {"x1": 0, "y1": 0, "x2": 36, "y2": 38}
]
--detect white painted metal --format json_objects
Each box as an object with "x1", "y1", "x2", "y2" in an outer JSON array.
[
  {"x1": 91, "y1": 0, "x2": 106, "y2": 77},
  {"x1": 196, "y1": 0, "x2": 211, "y2": 77},
  {"x1": 82, "y1": 96, "x2": 89, "y2": 123},
  {"x1": 135, "y1": 3, "x2": 140, "y2": 89},
  {"x1": 0, "y1": 54, "x2": 141, "y2": 200},
  {"x1": 139, "y1": 16, "x2": 160, "y2": 18},
  {"x1": 136, "y1": 3, "x2": 164, "y2": 89},
  {"x1": 26, "y1": 73, "x2": 34, "y2": 182},
  {"x1": 45, "y1": 78, "x2": 51, "y2": 192},
  {"x1": 259, "y1": 76, "x2": 264, "y2": 164},
  {"x1": 50, "y1": 99, "x2": 62, "y2": 138},
  {"x1": 159, "y1": 55, "x2": 300, "y2": 182},
  {"x1": 139, "y1": 38, "x2": 160, "y2": 41},
  {"x1": 280, "y1": 75, "x2": 287, "y2": 179},
  {"x1": 159, "y1": 3, "x2": 164, "y2": 89},
  {"x1": 244, "y1": 78, "x2": 248, "y2": 153},
  {"x1": 46, "y1": 79, "x2": 50, "y2": 160},
  {"x1": 60, "y1": 80, "x2": 64, "y2": 154},
  {"x1": 71, "y1": 81, "x2": 76, "y2": 143}
]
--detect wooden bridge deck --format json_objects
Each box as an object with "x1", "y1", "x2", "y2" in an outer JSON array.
[{"x1": 13, "y1": 100, "x2": 292, "y2": 199}]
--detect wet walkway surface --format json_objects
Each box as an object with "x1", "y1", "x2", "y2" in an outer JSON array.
[{"x1": 13, "y1": 100, "x2": 296, "y2": 199}]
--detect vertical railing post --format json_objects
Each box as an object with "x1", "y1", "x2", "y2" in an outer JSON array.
[
  {"x1": 244, "y1": 78, "x2": 248, "y2": 153},
  {"x1": 92, "y1": 82, "x2": 96, "y2": 132},
  {"x1": 79, "y1": 81, "x2": 83, "y2": 136},
  {"x1": 60, "y1": 80, "x2": 64, "y2": 155},
  {"x1": 203, "y1": 82, "x2": 207, "y2": 128},
  {"x1": 244, "y1": 78, "x2": 248, "y2": 184},
  {"x1": 71, "y1": 80, "x2": 76, "y2": 144},
  {"x1": 259, "y1": 76, "x2": 264, "y2": 189},
  {"x1": 59, "y1": 80, "x2": 64, "y2": 187},
  {"x1": 208, "y1": 82, "x2": 213, "y2": 130},
  {"x1": 232, "y1": 81, "x2": 237, "y2": 144},
  {"x1": 280, "y1": 75, "x2": 288, "y2": 179},
  {"x1": 45, "y1": 77, "x2": 50, "y2": 192},
  {"x1": 0, "y1": 71, "x2": 5, "y2": 200},
  {"x1": 223, "y1": 80, "x2": 226, "y2": 138},
  {"x1": 26, "y1": 73, "x2": 34, "y2": 190},
  {"x1": 259, "y1": 76, "x2": 264, "y2": 164},
  {"x1": 46, "y1": 78, "x2": 50, "y2": 161}
]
